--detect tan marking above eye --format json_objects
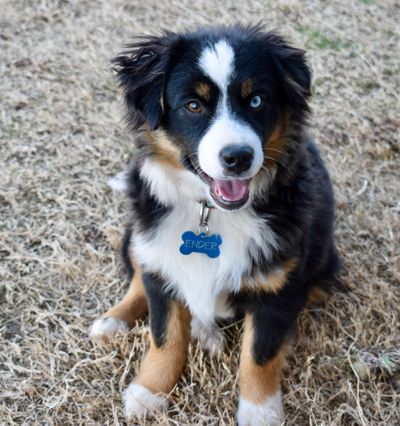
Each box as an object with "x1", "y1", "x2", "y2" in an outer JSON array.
[
  {"x1": 195, "y1": 82, "x2": 211, "y2": 100},
  {"x1": 241, "y1": 78, "x2": 253, "y2": 98}
]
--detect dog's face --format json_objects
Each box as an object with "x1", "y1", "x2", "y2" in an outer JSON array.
[{"x1": 114, "y1": 25, "x2": 311, "y2": 210}]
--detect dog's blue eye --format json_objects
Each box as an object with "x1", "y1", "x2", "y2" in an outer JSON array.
[
  {"x1": 185, "y1": 101, "x2": 203, "y2": 113},
  {"x1": 249, "y1": 95, "x2": 262, "y2": 109}
]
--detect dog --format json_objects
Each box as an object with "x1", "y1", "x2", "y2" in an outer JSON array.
[{"x1": 90, "y1": 24, "x2": 339, "y2": 425}]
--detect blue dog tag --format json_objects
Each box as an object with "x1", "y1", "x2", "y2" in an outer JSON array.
[{"x1": 179, "y1": 231, "x2": 222, "y2": 258}]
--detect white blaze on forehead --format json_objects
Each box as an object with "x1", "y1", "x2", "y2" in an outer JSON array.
[
  {"x1": 197, "y1": 39, "x2": 264, "y2": 183},
  {"x1": 198, "y1": 39, "x2": 235, "y2": 91}
]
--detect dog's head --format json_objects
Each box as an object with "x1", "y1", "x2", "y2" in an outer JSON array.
[{"x1": 113, "y1": 25, "x2": 311, "y2": 210}]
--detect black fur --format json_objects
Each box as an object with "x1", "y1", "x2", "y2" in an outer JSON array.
[
  {"x1": 115, "y1": 24, "x2": 339, "y2": 369},
  {"x1": 125, "y1": 164, "x2": 170, "y2": 233},
  {"x1": 121, "y1": 222, "x2": 134, "y2": 281},
  {"x1": 113, "y1": 25, "x2": 311, "y2": 148},
  {"x1": 120, "y1": 164, "x2": 171, "y2": 281},
  {"x1": 112, "y1": 34, "x2": 177, "y2": 130},
  {"x1": 141, "y1": 272, "x2": 173, "y2": 347},
  {"x1": 236, "y1": 272, "x2": 307, "y2": 364}
]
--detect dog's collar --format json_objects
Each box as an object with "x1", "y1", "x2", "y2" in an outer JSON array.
[{"x1": 198, "y1": 200, "x2": 214, "y2": 234}]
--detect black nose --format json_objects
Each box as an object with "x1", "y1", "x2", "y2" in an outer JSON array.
[{"x1": 219, "y1": 144, "x2": 254, "y2": 174}]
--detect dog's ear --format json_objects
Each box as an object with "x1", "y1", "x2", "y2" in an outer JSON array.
[
  {"x1": 112, "y1": 34, "x2": 174, "y2": 130},
  {"x1": 268, "y1": 33, "x2": 311, "y2": 111}
]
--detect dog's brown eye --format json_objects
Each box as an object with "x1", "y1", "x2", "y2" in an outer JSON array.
[
  {"x1": 185, "y1": 101, "x2": 203, "y2": 113},
  {"x1": 249, "y1": 95, "x2": 263, "y2": 109}
]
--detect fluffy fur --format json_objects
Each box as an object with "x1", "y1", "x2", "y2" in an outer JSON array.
[
  {"x1": 92, "y1": 24, "x2": 340, "y2": 424},
  {"x1": 237, "y1": 391, "x2": 284, "y2": 426}
]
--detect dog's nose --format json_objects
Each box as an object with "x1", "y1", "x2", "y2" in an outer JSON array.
[{"x1": 219, "y1": 144, "x2": 254, "y2": 174}]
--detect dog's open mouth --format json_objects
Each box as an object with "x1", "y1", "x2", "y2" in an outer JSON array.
[
  {"x1": 210, "y1": 177, "x2": 250, "y2": 209},
  {"x1": 200, "y1": 171, "x2": 250, "y2": 210},
  {"x1": 183, "y1": 156, "x2": 250, "y2": 210}
]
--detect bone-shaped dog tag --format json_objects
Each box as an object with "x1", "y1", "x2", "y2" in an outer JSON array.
[{"x1": 179, "y1": 231, "x2": 222, "y2": 258}]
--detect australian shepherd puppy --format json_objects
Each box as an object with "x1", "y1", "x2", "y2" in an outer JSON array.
[{"x1": 90, "y1": 24, "x2": 339, "y2": 425}]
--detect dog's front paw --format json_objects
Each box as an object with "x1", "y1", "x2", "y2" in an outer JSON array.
[
  {"x1": 123, "y1": 383, "x2": 168, "y2": 418},
  {"x1": 89, "y1": 316, "x2": 129, "y2": 341},
  {"x1": 237, "y1": 391, "x2": 284, "y2": 426},
  {"x1": 190, "y1": 317, "x2": 224, "y2": 354}
]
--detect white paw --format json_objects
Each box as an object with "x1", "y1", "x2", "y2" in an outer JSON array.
[
  {"x1": 190, "y1": 317, "x2": 224, "y2": 353},
  {"x1": 123, "y1": 383, "x2": 168, "y2": 418},
  {"x1": 237, "y1": 391, "x2": 284, "y2": 426},
  {"x1": 89, "y1": 316, "x2": 129, "y2": 341}
]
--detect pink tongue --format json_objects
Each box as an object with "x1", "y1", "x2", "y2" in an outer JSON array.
[{"x1": 213, "y1": 179, "x2": 248, "y2": 202}]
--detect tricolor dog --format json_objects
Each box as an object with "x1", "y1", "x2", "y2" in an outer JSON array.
[{"x1": 90, "y1": 24, "x2": 339, "y2": 425}]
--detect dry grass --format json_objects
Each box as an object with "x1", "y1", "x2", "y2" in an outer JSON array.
[{"x1": 1, "y1": 0, "x2": 399, "y2": 425}]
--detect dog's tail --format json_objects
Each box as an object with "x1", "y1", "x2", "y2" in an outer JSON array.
[{"x1": 108, "y1": 171, "x2": 129, "y2": 192}]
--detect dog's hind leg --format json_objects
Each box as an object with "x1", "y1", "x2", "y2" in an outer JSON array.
[
  {"x1": 90, "y1": 259, "x2": 148, "y2": 342},
  {"x1": 90, "y1": 223, "x2": 148, "y2": 341}
]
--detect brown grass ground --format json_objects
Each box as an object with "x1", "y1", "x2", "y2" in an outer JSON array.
[{"x1": 1, "y1": 0, "x2": 399, "y2": 425}]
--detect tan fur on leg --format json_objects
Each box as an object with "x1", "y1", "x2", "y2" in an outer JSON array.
[
  {"x1": 135, "y1": 301, "x2": 191, "y2": 394},
  {"x1": 104, "y1": 262, "x2": 148, "y2": 327},
  {"x1": 239, "y1": 314, "x2": 285, "y2": 403},
  {"x1": 307, "y1": 285, "x2": 329, "y2": 306},
  {"x1": 90, "y1": 261, "x2": 148, "y2": 341},
  {"x1": 237, "y1": 314, "x2": 285, "y2": 426}
]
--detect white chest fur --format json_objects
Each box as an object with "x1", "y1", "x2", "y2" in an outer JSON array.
[{"x1": 132, "y1": 160, "x2": 278, "y2": 327}]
